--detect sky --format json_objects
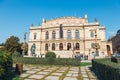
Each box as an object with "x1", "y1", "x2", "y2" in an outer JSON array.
[{"x1": 0, "y1": 0, "x2": 120, "y2": 43}]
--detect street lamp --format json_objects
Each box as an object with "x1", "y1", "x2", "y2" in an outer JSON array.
[
  {"x1": 21, "y1": 32, "x2": 27, "y2": 57},
  {"x1": 40, "y1": 28, "x2": 42, "y2": 58}
]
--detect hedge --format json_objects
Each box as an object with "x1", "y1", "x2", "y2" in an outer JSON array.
[
  {"x1": 0, "y1": 51, "x2": 13, "y2": 80},
  {"x1": 111, "y1": 57, "x2": 120, "y2": 63},
  {"x1": 92, "y1": 58, "x2": 120, "y2": 80},
  {"x1": 45, "y1": 52, "x2": 56, "y2": 58},
  {"x1": 13, "y1": 57, "x2": 80, "y2": 66}
]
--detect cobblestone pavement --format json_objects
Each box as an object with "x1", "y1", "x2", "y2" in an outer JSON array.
[{"x1": 19, "y1": 65, "x2": 97, "y2": 80}]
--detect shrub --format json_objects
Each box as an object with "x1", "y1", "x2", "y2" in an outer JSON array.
[
  {"x1": 0, "y1": 51, "x2": 13, "y2": 80},
  {"x1": 47, "y1": 57, "x2": 55, "y2": 65},
  {"x1": 45, "y1": 52, "x2": 56, "y2": 65},
  {"x1": 55, "y1": 58, "x2": 80, "y2": 66},
  {"x1": 80, "y1": 62, "x2": 92, "y2": 66},
  {"x1": 12, "y1": 51, "x2": 21, "y2": 58},
  {"x1": 92, "y1": 58, "x2": 120, "y2": 80},
  {"x1": 45, "y1": 52, "x2": 56, "y2": 58},
  {"x1": 111, "y1": 57, "x2": 120, "y2": 63}
]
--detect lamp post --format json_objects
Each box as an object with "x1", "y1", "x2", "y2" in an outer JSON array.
[
  {"x1": 40, "y1": 28, "x2": 42, "y2": 58},
  {"x1": 83, "y1": 24, "x2": 85, "y2": 60},
  {"x1": 21, "y1": 32, "x2": 27, "y2": 57}
]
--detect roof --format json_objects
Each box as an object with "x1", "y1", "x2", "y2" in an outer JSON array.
[
  {"x1": 117, "y1": 29, "x2": 120, "y2": 35},
  {"x1": 42, "y1": 16, "x2": 88, "y2": 27}
]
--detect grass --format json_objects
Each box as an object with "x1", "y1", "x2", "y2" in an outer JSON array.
[
  {"x1": 80, "y1": 62, "x2": 92, "y2": 66},
  {"x1": 40, "y1": 67, "x2": 61, "y2": 80},
  {"x1": 23, "y1": 66, "x2": 51, "y2": 80},
  {"x1": 12, "y1": 75, "x2": 24, "y2": 80},
  {"x1": 78, "y1": 67, "x2": 84, "y2": 80},
  {"x1": 59, "y1": 66, "x2": 70, "y2": 80}
]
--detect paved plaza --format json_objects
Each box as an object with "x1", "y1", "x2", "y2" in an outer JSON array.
[{"x1": 19, "y1": 65, "x2": 97, "y2": 80}]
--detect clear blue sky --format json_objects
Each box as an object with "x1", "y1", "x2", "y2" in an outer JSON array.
[{"x1": 0, "y1": 0, "x2": 120, "y2": 43}]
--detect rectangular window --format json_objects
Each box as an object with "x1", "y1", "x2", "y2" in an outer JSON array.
[
  {"x1": 67, "y1": 34, "x2": 71, "y2": 39},
  {"x1": 67, "y1": 30, "x2": 71, "y2": 39},
  {"x1": 75, "y1": 33, "x2": 79, "y2": 39},
  {"x1": 75, "y1": 30, "x2": 79, "y2": 39},
  {"x1": 34, "y1": 34, "x2": 37, "y2": 40},
  {"x1": 90, "y1": 31, "x2": 94, "y2": 37}
]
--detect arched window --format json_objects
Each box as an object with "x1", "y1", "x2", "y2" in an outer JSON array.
[
  {"x1": 52, "y1": 31, "x2": 56, "y2": 39},
  {"x1": 67, "y1": 30, "x2": 71, "y2": 39},
  {"x1": 59, "y1": 43, "x2": 63, "y2": 50},
  {"x1": 75, "y1": 30, "x2": 79, "y2": 39},
  {"x1": 75, "y1": 43, "x2": 80, "y2": 50},
  {"x1": 34, "y1": 33, "x2": 37, "y2": 40},
  {"x1": 90, "y1": 31, "x2": 94, "y2": 37},
  {"x1": 46, "y1": 31, "x2": 49, "y2": 39},
  {"x1": 67, "y1": 43, "x2": 71, "y2": 50},
  {"x1": 52, "y1": 43, "x2": 55, "y2": 50},
  {"x1": 45, "y1": 43, "x2": 48, "y2": 51},
  {"x1": 91, "y1": 43, "x2": 94, "y2": 48}
]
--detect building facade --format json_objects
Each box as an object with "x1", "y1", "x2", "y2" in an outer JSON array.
[
  {"x1": 28, "y1": 15, "x2": 112, "y2": 58},
  {"x1": 0, "y1": 46, "x2": 4, "y2": 50},
  {"x1": 110, "y1": 29, "x2": 120, "y2": 53}
]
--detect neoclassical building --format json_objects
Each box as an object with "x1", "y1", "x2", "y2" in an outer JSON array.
[{"x1": 28, "y1": 15, "x2": 112, "y2": 58}]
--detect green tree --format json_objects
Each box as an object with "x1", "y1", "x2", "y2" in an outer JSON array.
[
  {"x1": 0, "y1": 51, "x2": 13, "y2": 80},
  {"x1": 0, "y1": 43, "x2": 5, "y2": 51},
  {"x1": 4, "y1": 36, "x2": 21, "y2": 53},
  {"x1": 1, "y1": 43, "x2": 4, "y2": 46}
]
